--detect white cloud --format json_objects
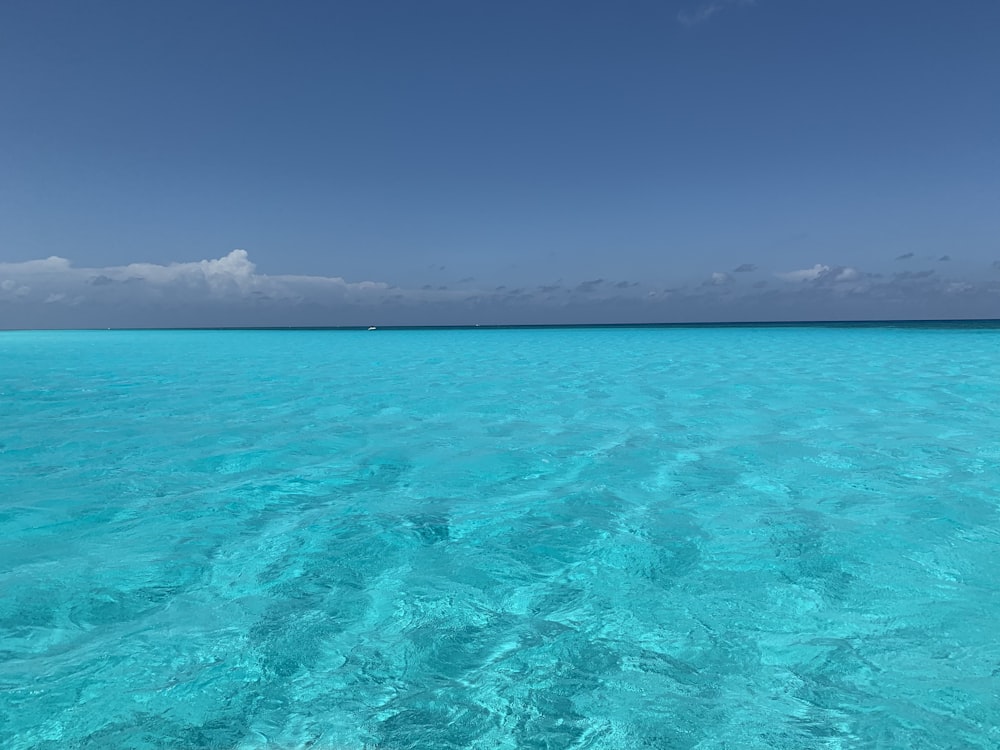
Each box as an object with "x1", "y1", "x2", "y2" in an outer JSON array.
[
  {"x1": 834, "y1": 267, "x2": 860, "y2": 282},
  {"x1": 7, "y1": 256, "x2": 73, "y2": 273},
  {"x1": 775, "y1": 264, "x2": 865, "y2": 285},
  {"x1": 0, "y1": 277, "x2": 30, "y2": 297},
  {"x1": 777, "y1": 264, "x2": 830, "y2": 282},
  {"x1": 0, "y1": 249, "x2": 400, "y2": 306},
  {"x1": 117, "y1": 249, "x2": 258, "y2": 291}
]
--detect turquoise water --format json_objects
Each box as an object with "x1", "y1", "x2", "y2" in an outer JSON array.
[{"x1": 2, "y1": 326, "x2": 999, "y2": 749}]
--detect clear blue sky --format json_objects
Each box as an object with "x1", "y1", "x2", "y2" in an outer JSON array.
[{"x1": 1, "y1": 0, "x2": 999, "y2": 326}]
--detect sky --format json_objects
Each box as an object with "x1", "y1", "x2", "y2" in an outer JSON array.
[{"x1": 1, "y1": 0, "x2": 999, "y2": 327}]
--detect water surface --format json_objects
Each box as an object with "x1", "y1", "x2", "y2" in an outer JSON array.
[{"x1": 2, "y1": 327, "x2": 999, "y2": 749}]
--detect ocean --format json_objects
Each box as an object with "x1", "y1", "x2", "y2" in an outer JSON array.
[{"x1": 2, "y1": 326, "x2": 998, "y2": 749}]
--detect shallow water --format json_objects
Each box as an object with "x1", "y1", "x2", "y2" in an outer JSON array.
[{"x1": 2, "y1": 326, "x2": 999, "y2": 749}]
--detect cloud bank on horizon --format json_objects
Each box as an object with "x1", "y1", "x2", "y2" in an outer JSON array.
[{"x1": 2, "y1": 250, "x2": 998, "y2": 328}]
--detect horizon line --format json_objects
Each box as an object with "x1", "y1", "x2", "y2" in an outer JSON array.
[{"x1": 4, "y1": 318, "x2": 1000, "y2": 333}]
